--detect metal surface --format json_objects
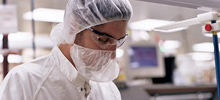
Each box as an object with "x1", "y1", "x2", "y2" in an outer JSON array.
[
  {"x1": 2, "y1": 34, "x2": 8, "y2": 78},
  {"x1": 3, "y1": 0, "x2": 6, "y2": 4},
  {"x1": 212, "y1": 20, "x2": 220, "y2": 100},
  {"x1": 31, "y1": 0, "x2": 36, "y2": 59},
  {"x1": 2, "y1": 0, "x2": 9, "y2": 79}
]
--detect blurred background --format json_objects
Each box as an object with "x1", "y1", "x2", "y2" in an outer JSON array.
[{"x1": 1, "y1": 0, "x2": 220, "y2": 100}]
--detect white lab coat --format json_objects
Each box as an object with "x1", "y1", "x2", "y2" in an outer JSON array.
[{"x1": 0, "y1": 45, "x2": 121, "y2": 100}]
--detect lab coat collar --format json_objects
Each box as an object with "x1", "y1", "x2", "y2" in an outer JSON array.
[{"x1": 50, "y1": 45, "x2": 89, "y2": 88}]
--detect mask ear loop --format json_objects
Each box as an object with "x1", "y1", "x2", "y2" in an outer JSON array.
[
  {"x1": 115, "y1": 33, "x2": 128, "y2": 48},
  {"x1": 116, "y1": 36, "x2": 127, "y2": 48}
]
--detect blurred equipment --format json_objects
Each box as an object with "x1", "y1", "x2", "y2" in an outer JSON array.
[
  {"x1": 115, "y1": 62, "x2": 128, "y2": 90},
  {"x1": 154, "y1": 11, "x2": 220, "y2": 100},
  {"x1": 152, "y1": 56, "x2": 175, "y2": 84},
  {"x1": 124, "y1": 41, "x2": 165, "y2": 80},
  {"x1": 0, "y1": 2, "x2": 18, "y2": 78},
  {"x1": 145, "y1": 84, "x2": 217, "y2": 100},
  {"x1": 0, "y1": 5, "x2": 18, "y2": 33}
]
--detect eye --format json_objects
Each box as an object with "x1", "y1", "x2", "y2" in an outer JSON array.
[{"x1": 98, "y1": 37, "x2": 110, "y2": 44}]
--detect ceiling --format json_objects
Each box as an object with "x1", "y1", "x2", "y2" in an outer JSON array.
[
  {"x1": 139, "y1": 0, "x2": 220, "y2": 10},
  {"x1": 1, "y1": 0, "x2": 220, "y2": 53}
]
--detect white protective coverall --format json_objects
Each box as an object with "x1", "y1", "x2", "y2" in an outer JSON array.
[
  {"x1": 0, "y1": 45, "x2": 121, "y2": 100},
  {"x1": 0, "y1": 0, "x2": 132, "y2": 99}
]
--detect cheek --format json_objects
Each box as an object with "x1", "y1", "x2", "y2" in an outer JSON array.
[
  {"x1": 83, "y1": 36, "x2": 96, "y2": 49},
  {"x1": 83, "y1": 34, "x2": 104, "y2": 50}
]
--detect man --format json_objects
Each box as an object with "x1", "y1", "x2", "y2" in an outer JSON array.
[{"x1": 0, "y1": 0, "x2": 132, "y2": 100}]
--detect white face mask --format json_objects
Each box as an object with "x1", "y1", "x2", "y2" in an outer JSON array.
[{"x1": 70, "y1": 44, "x2": 119, "y2": 82}]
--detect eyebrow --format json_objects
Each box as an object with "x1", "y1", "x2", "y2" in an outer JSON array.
[{"x1": 89, "y1": 28, "x2": 115, "y2": 38}]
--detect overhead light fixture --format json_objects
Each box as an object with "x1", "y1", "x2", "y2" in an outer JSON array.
[
  {"x1": 163, "y1": 40, "x2": 181, "y2": 49},
  {"x1": 153, "y1": 12, "x2": 220, "y2": 33},
  {"x1": 154, "y1": 27, "x2": 188, "y2": 33},
  {"x1": 129, "y1": 19, "x2": 187, "y2": 32},
  {"x1": 203, "y1": 32, "x2": 220, "y2": 38},
  {"x1": 193, "y1": 42, "x2": 219, "y2": 52},
  {"x1": 8, "y1": 32, "x2": 32, "y2": 41},
  {"x1": 158, "y1": 40, "x2": 180, "y2": 53},
  {"x1": 0, "y1": 54, "x2": 3, "y2": 63},
  {"x1": 131, "y1": 30, "x2": 150, "y2": 42},
  {"x1": 0, "y1": 54, "x2": 23, "y2": 63},
  {"x1": 129, "y1": 19, "x2": 174, "y2": 31},
  {"x1": 8, "y1": 32, "x2": 54, "y2": 49},
  {"x1": 116, "y1": 49, "x2": 124, "y2": 58},
  {"x1": 191, "y1": 52, "x2": 214, "y2": 61},
  {"x1": 23, "y1": 8, "x2": 64, "y2": 23},
  {"x1": 154, "y1": 18, "x2": 200, "y2": 30},
  {"x1": 0, "y1": 34, "x2": 3, "y2": 41},
  {"x1": 8, "y1": 32, "x2": 33, "y2": 49},
  {"x1": 8, "y1": 54, "x2": 22, "y2": 63}
]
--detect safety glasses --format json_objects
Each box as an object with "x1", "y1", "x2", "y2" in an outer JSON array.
[{"x1": 89, "y1": 27, "x2": 128, "y2": 49}]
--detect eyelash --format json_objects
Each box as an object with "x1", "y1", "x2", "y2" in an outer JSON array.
[{"x1": 98, "y1": 37, "x2": 109, "y2": 44}]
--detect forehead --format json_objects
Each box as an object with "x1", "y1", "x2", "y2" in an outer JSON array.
[{"x1": 93, "y1": 20, "x2": 128, "y2": 39}]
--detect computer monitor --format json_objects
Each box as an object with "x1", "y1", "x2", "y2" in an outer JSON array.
[
  {"x1": 129, "y1": 46, "x2": 158, "y2": 69},
  {"x1": 121, "y1": 41, "x2": 165, "y2": 80}
]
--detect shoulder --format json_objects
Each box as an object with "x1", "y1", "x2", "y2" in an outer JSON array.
[
  {"x1": 0, "y1": 56, "x2": 50, "y2": 100},
  {"x1": 1, "y1": 55, "x2": 50, "y2": 87},
  {"x1": 9, "y1": 55, "x2": 48, "y2": 78}
]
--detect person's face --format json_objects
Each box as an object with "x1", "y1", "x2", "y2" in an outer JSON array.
[{"x1": 76, "y1": 20, "x2": 128, "y2": 51}]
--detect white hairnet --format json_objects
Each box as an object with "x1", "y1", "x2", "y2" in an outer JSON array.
[{"x1": 50, "y1": 0, "x2": 133, "y2": 45}]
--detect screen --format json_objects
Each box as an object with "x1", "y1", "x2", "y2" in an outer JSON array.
[{"x1": 129, "y1": 46, "x2": 158, "y2": 68}]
